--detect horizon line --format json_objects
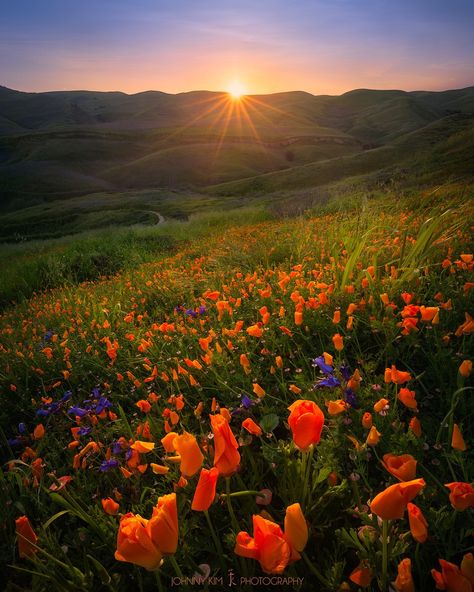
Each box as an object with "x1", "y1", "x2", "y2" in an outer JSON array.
[{"x1": 2, "y1": 83, "x2": 474, "y2": 99}]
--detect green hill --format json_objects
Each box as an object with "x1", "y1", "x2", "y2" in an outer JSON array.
[{"x1": 0, "y1": 85, "x2": 473, "y2": 240}]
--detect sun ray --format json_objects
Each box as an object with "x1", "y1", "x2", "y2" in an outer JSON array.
[
  {"x1": 238, "y1": 98, "x2": 272, "y2": 163},
  {"x1": 212, "y1": 98, "x2": 236, "y2": 167},
  {"x1": 157, "y1": 94, "x2": 230, "y2": 146}
]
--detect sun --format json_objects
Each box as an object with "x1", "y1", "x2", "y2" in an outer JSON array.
[{"x1": 227, "y1": 81, "x2": 246, "y2": 100}]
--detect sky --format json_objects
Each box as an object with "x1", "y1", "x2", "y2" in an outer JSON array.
[{"x1": 1, "y1": 0, "x2": 473, "y2": 95}]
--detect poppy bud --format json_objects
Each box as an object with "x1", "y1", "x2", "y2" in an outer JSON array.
[
  {"x1": 102, "y1": 497, "x2": 120, "y2": 515},
  {"x1": 407, "y1": 503, "x2": 428, "y2": 543},
  {"x1": 210, "y1": 414, "x2": 240, "y2": 476},
  {"x1": 242, "y1": 418, "x2": 262, "y2": 436},
  {"x1": 366, "y1": 425, "x2": 381, "y2": 446},
  {"x1": 459, "y1": 360, "x2": 472, "y2": 378},
  {"x1": 332, "y1": 333, "x2": 344, "y2": 351},
  {"x1": 15, "y1": 516, "x2": 38, "y2": 558},
  {"x1": 451, "y1": 424, "x2": 467, "y2": 451},
  {"x1": 284, "y1": 503, "x2": 308, "y2": 552},
  {"x1": 349, "y1": 562, "x2": 373, "y2": 588},
  {"x1": 191, "y1": 467, "x2": 219, "y2": 511}
]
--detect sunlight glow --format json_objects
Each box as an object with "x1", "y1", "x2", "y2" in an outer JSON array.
[{"x1": 227, "y1": 81, "x2": 246, "y2": 100}]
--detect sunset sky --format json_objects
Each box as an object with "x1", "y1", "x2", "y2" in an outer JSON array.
[{"x1": 1, "y1": 0, "x2": 473, "y2": 96}]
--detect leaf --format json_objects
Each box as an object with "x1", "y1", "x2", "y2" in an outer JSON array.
[
  {"x1": 315, "y1": 467, "x2": 332, "y2": 484},
  {"x1": 86, "y1": 554, "x2": 112, "y2": 584},
  {"x1": 259, "y1": 414, "x2": 279, "y2": 433},
  {"x1": 43, "y1": 510, "x2": 71, "y2": 529}
]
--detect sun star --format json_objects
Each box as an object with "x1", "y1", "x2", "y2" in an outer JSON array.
[{"x1": 227, "y1": 81, "x2": 246, "y2": 100}]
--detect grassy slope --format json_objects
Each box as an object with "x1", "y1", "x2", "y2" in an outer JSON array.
[
  {"x1": 0, "y1": 191, "x2": 472, "y2": 592},
  {"x1": 1, "y1": 86, "x2": 473, "y2": 213},
  {"x1": 206, "y1": 114, "x2": 474, "y2": 196}
]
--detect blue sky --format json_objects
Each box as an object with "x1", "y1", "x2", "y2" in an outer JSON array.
[{"x1": 1, "y1": 0, "x2": 473, "y2": 94}]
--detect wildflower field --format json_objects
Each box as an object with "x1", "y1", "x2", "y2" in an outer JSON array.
[{"x1": 1, "y1": 192, "x2": 473, "y2": 592}]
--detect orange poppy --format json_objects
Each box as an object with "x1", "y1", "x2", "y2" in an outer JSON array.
[
  {"x1": 173, "y1": 432, "x2": 204, "y2": 477},
  {"x1": 445, "y1": 482, "x2": 474, "y2": 511},
  {"x1": 451, "y1": 424, "x2": 467, "y2": 451},
  {"x1": 191, "y1": 467, "x2": 219, "y2": 511},
  {"x1": 370, "y1": 479, "x2": 425, "y2": 520},
  {"x1": 382, "y1": 453, "x2": 417, "y2": 482},
  {"x1": 407, "y1": 503, "x2": 428, "y2": 543},
  {"x1": 242, "y1": 418, "x2": 263, "y2": 436},
  {"x1": 395, "y1": 558, "x2": 415, "y2": 592},
  {"x1": 102, "y1": 497, "x2": 120, "y2": 515},
  {"x1": 287, "y1": 400, "x2": 325, "y2": 451},
  {"x1": 15, "y1": 516, "x2": 38, "y2": 558},
  {"x1": 210, "y1": 414, "x2": 240, "y2": 476}
]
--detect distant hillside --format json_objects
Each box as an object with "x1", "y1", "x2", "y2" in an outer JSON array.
[{"x1": 1, "y1": 85, "x2": 473, "y2": 212}]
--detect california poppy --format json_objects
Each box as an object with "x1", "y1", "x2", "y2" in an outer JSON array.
[
  {"x1": 173, "y1": 432, "x2": 204, "y2": 477},
  {"x1": 407, "y1": 503, "x2": 428, "y2": 543},
  {"x1": 326, "y1": 399, "x2": 349, "y2": 415},
  {"x1": 115, "y1": 492, "x2": 178, "y2": 570},
  {"x1": 210, "y1": 414, "x2": 240, "y2": 476},
  {"x1": 287, "y1": 400, "x2": 325, "y2": 451},
  {"x1": 361, "y1": 412, "x2": 373, "y2": 429},
  {"x1": 382, "y1": 453, "x2": 417, "y2": 482},
  {"x1": 242, "y1": 418, "x2": 263, "y2": 436},
  {"x1": 451, "y1": 424, "x2": 467, "y2": 451},
  {"x1": 431, "y1": 559, "x2": 472, "y2": 592},
  {"x1": 332, "y1": 333, "x2": 344, "y2": 351},
  {"x1": 459, "y1": 360, "x2": 472, "y2": 378},
  {"x1": 366, "y1": 425, "x2": 381, "y2": 446},
  {"x1": 398, "y1": 388, "x2": 418, "y2": 410},
  {"x1": 370, "y1": 479, "x2": 425, "y2": 520},
  {"x1": 283, "y1": 503, "x2": 308, "y2": 552},
  {"x1": 15, "y1": 516, "x2": 38, "y2": 558},
  {"x1": 395, "y1": 558, "x2": 415, "y2": 592},
  {"x1": 102, "y1": 497, "x2": 120, "y2": 515},
  {"x1": 235, "y1": 514, "x2": 291, "y2": 574},
  {"x1": 445, "y1": 482, "x2": 474, "y2": 511},
  {"x1": 409, "y1": 417, "x2": 422, "y2": 438},
  {"x1": 349, "y1": 562, "x2": 373, "y2": 588},
  {"x1": 234, "y1": 504, "x2": 306, "y2": 574},
  {"x1": 115, "y1": 513, "x2": 162, "y2": 570},
  {"x1": 191, "y1": 467, "x2": 219, "y2": 511},
  {"x1": 148, "y1": 493, "x2": 179, "y2": 555}
]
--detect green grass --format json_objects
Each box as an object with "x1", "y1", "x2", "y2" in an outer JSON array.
[{"x1": 0, "y1": 206, "x2": 272, "y2": 308}]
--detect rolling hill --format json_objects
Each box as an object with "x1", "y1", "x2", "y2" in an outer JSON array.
[{"x1": 0, "y1": 85, "x2": 473, "y2": 240}]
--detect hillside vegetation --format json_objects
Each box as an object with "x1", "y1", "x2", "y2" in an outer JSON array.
[
  {"x1": 0, "y1": 191, "x2": 473, "y2": 591},
  {"x1": 1, "y1": 86, "x2": 474, "y2": 242}
]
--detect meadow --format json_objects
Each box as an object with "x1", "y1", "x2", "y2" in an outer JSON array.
[{"x1": 1, "y1": 189, "x2": 473, "y2": 591}]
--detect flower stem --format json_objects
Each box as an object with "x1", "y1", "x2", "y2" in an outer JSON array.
[
  {"x1": 301, "y1": 551, "x2": 331, "y2": 588},
  {"x1": 302, "y1": 446, "x2": 314, "y2": 510},
  {"x1": 154, "y1": 569, "x2": 164, "y2": 592},
  {"x1": 350, "y1": 477, "x2": 362, "y2": 512},
  {"x1": 225, "y1": 477, "x2": 240, "y2": 532},
  {"x1": 204, "y1": 509, "x2": 227, "y2": 573},
  {"x1": 168, "y1": 555, "x2": 184, "y2": 579},
  {"x1": 381, "y1": 519, "x2": 389, "y2": 591},
  {"x1": 220, "y1": 490, "x2": 265, "y2": 499}
]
